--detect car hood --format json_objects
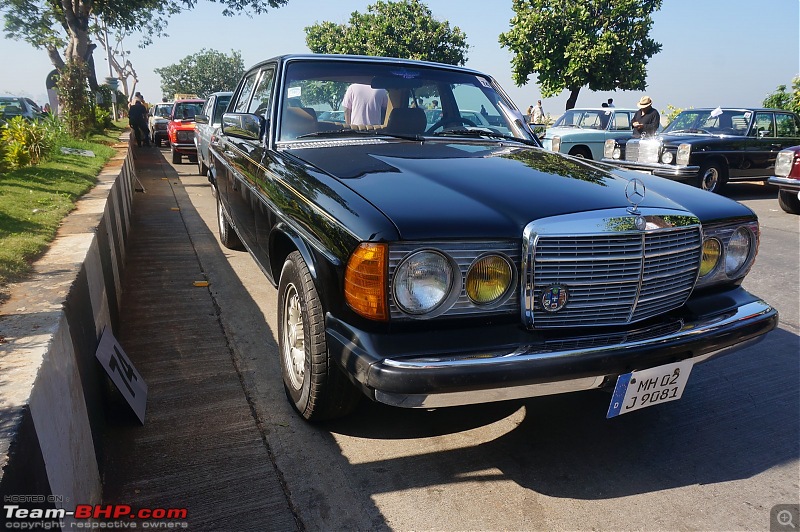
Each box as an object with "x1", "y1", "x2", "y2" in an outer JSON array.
[{"x1": 286, "y1": 141, "x2": 753, "y2": 240}]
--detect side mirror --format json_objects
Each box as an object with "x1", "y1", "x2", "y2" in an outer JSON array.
[
  {"x1": 195, "y1": 114, "x2": 209, "y2": 125},
  {"x1": 221, "y1": 112, "x2": 266, "y2": 141}
]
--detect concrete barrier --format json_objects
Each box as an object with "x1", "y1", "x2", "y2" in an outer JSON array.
[{"x1": 0, "y1": 146, "x2": 135, "y2": 513}]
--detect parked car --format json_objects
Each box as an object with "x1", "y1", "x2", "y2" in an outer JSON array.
[
  {"x1": 167, "y1": 98, "x2": 205, "y2": 164},
  {"x1": 603, "y1": 108, "x2": 800, "y2": 193},
  {"x1": 148, "y1": 102, "x2": 173, "y2": 147},
  {"x1": 542, "y1": 107, "x2": 638, "y2": 160},
  {"x1": 317, "y1": 110, "x2": 345, "y2": 124},
  {"x1": 768, "y1": 146, "x2": 800, "y2": 214},
  {"x1": 0, "y1": 96, "x2": 43, "y2": 124},
  {"x1": 210, "y1": 54, "x2": 777, "y2": 421},
  {"x1": 195, "y1": 92, "x2": 232, "y2": 178}
]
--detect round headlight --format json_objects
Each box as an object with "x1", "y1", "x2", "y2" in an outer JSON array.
[
  {"x1": 393, "y1": 251, "x2": 454, "y2": 315},
  {"x1": 613, "y1": 147, "x2": 621, "y2": 159},
  {"x1": 725, "y1": 227, "x2": 752, "y2": 276},
  {"x1": 699, "y1": 238, "x2": 721, "y2": 277},
  {"x1": 466, "y1": 255, "x2": 513, "y2": 305},
  {"x1": 661, "y1": 151, "x2": 674, "y2": 164}
]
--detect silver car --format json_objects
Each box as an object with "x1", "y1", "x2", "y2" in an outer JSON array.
[
  {"x1": 195, "y1": 92, "x2": 233, "y2": 178},
  {"x1": 0, "y1": 96, "x2": 43, "y2": 124}
]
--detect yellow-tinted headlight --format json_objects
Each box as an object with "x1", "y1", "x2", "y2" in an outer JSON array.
[
  {"x1": 466, "y1": 255, "x2": 513, "y2": 305},
  {"x1": 699, "y1": 238, "x2": 721, "y2": 277}
]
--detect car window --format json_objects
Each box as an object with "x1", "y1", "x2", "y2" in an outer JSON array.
[
  {"x1": 277, "y1": 60, "x2": 528, "y2": 142},
  {"x1": 174, "y1": 102, "x2": 203, "y2": 120},
  {"x1": 214, "y1": 96, "x2": 232, "y2": 124},
  {"x1": 248, "y1": 69, "x2": 276, "y2": 117},
  {"x1": 613, "y1": 112, "x2": 631, "y2": 131},
  {"x1": 775, "y1": 113, "x2": 798, "y2": 137},
  {"x1": 753, "y1": 112, "x2": 775, "y2": 137},
  {"x1": 232, "y1": 72, "x2": 259, "y2": 113},
  {"x1": 202, "y1": 97, "x2": 215, "y2": 119}
]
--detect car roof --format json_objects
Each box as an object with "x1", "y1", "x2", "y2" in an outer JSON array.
[
  {"x1": 562, "y1": 107, "x2": 637, "y2": 112},
  {"x1": 247, "y1": 53, "x2": 486, "y2": 77}
]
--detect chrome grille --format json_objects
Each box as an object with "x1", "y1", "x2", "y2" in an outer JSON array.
[
  {"x1": 624, "y1": 140, "x2": 639, "y2": 161},
  {"x1": 525, "y1": 225, "x2": 701, "y2": 328},
  {"x1": 388, "y1": 241, "x2": 519, "y2": 320},
  {"x1": 624, "y1": 139, "x2": 661, "y2": 163}
]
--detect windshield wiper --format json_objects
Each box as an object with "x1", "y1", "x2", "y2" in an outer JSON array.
[{"x1": 432, "y1": 128, "x2": 538, "y2": 146}]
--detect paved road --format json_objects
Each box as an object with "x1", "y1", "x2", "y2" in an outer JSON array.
[{"x1": 168, "y1": 150, "x2": 799, "y2": 531}]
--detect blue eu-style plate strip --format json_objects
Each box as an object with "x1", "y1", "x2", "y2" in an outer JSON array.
[{"x1": 607, "y1": 373, "x2": 632, "y2": 418}]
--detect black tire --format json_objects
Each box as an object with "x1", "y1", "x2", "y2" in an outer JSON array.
[
  {"x1": 171, "y1": 147, "x2": 181, "y2": 164},
  {"x1": 696, "y1": 161, "x2": 727, "y2": 193},
  {"x1": 278, "y1": 251, "x2": 361, "y2": 421},
  {"x1": 188, "y1": 154, "x2": 198, "y2": 163},
  {"x1": 569, "y1": 146, "x2": 593, "y2": 160},
  {"x1": 778, "y1": 189, "x2": 800, "y2": 214},
  {"x1": 216, "y1": 192, "x2": 243, "y2": 250}
]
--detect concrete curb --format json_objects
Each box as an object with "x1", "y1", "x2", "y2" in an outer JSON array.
[{"x1": 0, "y1": 145, "x2": 135, "y2": 511}]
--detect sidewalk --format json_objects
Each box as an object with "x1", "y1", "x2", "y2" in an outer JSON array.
[{"x1": 100, "y1": 144, "x2": 300, "y2": 530}]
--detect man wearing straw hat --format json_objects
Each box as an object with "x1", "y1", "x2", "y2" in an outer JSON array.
[{"x1": 631, "y1": 95, "x2": 660, "y2": 138}]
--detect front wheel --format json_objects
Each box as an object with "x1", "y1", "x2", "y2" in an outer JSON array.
[
  {"x1": 171, "y1": 147, "x2": 181, "y2": 164},
  {"x1": 696, "y1": 161, "x2": 727, "y2": 193},
  {"x1": 778, "y1": 189, "x2": 800, "y2": 214},
  {"x1": 278, "y1": 251, "x2": 360, "y2": 421}
]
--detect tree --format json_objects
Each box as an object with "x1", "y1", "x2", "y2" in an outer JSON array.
[
  {"x1": 155, "y1": 49, "x2": 245, "y2": 99},
  {"x1": 499, "y1": 0, "x2": 663, "y2": 110},
  {"x1": 762, "y1": 76, "x2": 800, "y2": 114},
  {"x1": 2, "y1": 0, "x2": 287, "y2": 135},
  {"x1": 304, "y1": 0, "x2": 469, "y2": 66}
]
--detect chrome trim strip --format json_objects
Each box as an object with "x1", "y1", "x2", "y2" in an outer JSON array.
[
  {"x1": 374, "y1": 334, "x2": 767, "y2": 409},
  {"x1": 383, "y1": 300, "x2": 772, "y2": 370},
  {"x1": 769, "y1": 176, "x2": 800, "y2": 190},
  {"x1": 601, "y1": 158, "x2": 700, "y2": 177}
]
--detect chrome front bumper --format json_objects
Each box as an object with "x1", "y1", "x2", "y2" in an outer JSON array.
[
  {"x1": 327, "y1": 292, "x2": 777, "y2": 409},
  {"x1": 601, "y1": 158, "x2": 699, "y2": 178},
  {"x1": 769, "y1": 176, "x2": 800, "y2": 192}
]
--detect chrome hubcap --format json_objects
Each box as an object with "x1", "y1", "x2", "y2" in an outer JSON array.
[
  {"x1": 702, "y1": 168, "x2": 718, "y2": 191},
  {"x1": 282, "y1": 283, "x2": 305, "y2": 390}
]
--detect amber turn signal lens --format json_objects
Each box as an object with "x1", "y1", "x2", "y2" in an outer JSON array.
[
  {"x1": 699, "y1": 238, "x2": 721, "y2": 277},
  {"x1": 345, "y1": 243, "x2": 388, "y2": 321}
]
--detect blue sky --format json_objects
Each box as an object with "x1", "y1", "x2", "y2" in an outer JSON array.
[{"x1": 1, "y1": 0, "x2": 798, "y2": 118}]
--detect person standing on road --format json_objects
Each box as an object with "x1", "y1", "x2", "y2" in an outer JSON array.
[
  {"x1": 128, "y1": 99, "x2": 150, "y2": 147},
  {"x1": 531, "y1": 100, "x2": 544, "y2": 124},
  {"x1": 631, "y1": 96, "x2": 660, "y2": 138}
]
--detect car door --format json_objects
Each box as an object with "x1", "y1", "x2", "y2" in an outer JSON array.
[
  {"x1": 197, "y1": 95, "x2": 216, "y2": 164},
  {"x1": 742, "y1": 111, "x2": 777, "y2": 178},
  {"x1": 217, "y1": 72, "x2": 260, "y2": 246}
]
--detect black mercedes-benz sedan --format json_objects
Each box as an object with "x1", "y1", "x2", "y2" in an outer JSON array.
[
  {"x1": 209, "y1": 55, "x2": 777, "y2": 421},
  {"x1": 602, "y1": 107, "x2": 800, "y2": 193}
]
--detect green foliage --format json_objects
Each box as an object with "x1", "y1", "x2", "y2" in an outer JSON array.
[
  {"x1": 304, "y1": 0, "x2": 469, "y2": 65},
  {"x1": 155, "y1": 49, "x2": 246, "y2": 99},
  {"x1": 662, "y1": 104, "x2": 684, "y2": 125},
  {"x1": 762, "y1": 76, "x2": 800, "y2": 114},
  {"x1": 0, "y1": 136, "x2": 115, "y2": 286},
  {"x1": 0, "y1": 117, "x2": 52, "y2": 170},
  {"x1": 499, "y1": 0, "x2": 663, "y2": 109},
  {"x1": 58, "y1": 60, "x2": 95, "y2": 138}
]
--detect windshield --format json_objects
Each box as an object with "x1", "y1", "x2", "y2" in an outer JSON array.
[
  {"x1": 663, "y1": 109, "x2": 752, "y2": 136},
  {"x1": 552, "y1": 109, "x2": 613, "y2": 130},
  {"x1": 173, "y1": 102, "x2": 204, "y2": 120},
  {"x1": 278, "y1": 59, "x2": 531, "y2": 142}
]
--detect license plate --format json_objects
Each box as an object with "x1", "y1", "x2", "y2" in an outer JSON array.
[{"x1": 607, "y1": 359, "x2": 694, "y2": 418}]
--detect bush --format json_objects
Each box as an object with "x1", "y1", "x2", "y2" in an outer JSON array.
[{"x1": 0, "y1": 116, "x2": 57, "y2": 170}]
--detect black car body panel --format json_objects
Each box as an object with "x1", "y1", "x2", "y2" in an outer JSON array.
[
  {"x1": 602, "y1": 108, "x2": 800, "y2": 192},
  {"x1": 210, "y1": 55, "x2": 777, "y2": 418}
]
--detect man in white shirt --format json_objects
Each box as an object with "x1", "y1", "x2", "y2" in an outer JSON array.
[{"x1": 343, "y1": 84, "x2": 388, "y2": 126}]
